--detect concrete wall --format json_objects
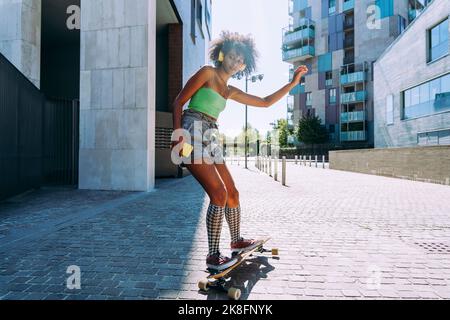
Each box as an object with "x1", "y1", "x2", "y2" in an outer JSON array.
[
  {"x1": 78, "y1": 0, "x2": 155, "y2": 191},
  {"x1": 374, "y1": 0, "x2": 450, "y2": 148},
  {"x1": 329, "y1": 146, "x2": 450, "y2": 185},
  {"x1": 0, "y1": 0, "x2": 41, "y2": 87}
]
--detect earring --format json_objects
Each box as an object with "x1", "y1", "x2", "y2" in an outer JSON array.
[{"x1": 218, "y1": 51, "x2": 224, "y2": 62}]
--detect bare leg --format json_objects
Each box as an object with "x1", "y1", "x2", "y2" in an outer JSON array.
[
  {"x1": 185, "y1": 163, "x2": 227, "y2": 256},
  {"x1": 214, "y1": 163, "x2": 241, "y2": 244},
  {"x1": 184, "y1": 163, "x2": 227, "y2": 206},
  {"x1": 214, "y1": 162, "x2": 239, "y2": 208}
]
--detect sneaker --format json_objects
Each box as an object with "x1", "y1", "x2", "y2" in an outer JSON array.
[
  {"x1": 206, "y1": 252, "x2": 237, "y2": 271},
  {"x1": 230, "y1": 237, "x2": 261, "y2": 253}
]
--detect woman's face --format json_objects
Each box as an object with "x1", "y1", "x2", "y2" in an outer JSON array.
[{"x1": 222, "y1": 49, "x2": 246, "y2": 75}]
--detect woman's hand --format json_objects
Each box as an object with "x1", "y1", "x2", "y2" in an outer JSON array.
[
  {"x1": 290, "y1": 65, "x2": 309, "y2": 86},
  {"x1": 171, "y1": 138, "x2": 185, "y2": 157}
]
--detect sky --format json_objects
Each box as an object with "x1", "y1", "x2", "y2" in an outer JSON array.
[{"x1": 211, "y1": 0, "x2": 291, "y2": 139}]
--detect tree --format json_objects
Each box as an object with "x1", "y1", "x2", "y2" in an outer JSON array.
[
  {"x1": 296, "y1": 114, "x2": 328, "y2": 150},
  {"x1": 273, "y1": 118, "x2": 292, "y2": 148},
  {"x1": 235, "y1": 123, "x2": 260, "y2": 156}
]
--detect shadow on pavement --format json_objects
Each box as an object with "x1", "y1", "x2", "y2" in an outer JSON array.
[{"x1": 198, "y1": 255, "x2": 277, "y2": 300}]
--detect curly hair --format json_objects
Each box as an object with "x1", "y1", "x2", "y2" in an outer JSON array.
[{"x1": 209, "y1": 30, "x2": 259, "y2": 79}]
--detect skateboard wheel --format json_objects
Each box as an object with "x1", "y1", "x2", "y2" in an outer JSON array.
[
  {"x1": 198, "y1": 279, "x2": 209, "y2": 291},
  {"x1": 271, "y1": 248, "x2": 279, "y2": 256},
  {"x1": 227, "y1": 287, "x2": 241, "y2": 300}
]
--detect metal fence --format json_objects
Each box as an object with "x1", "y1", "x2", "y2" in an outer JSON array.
[{"x1": 0, "y1": 53, "x2": 79, "y2": 201}]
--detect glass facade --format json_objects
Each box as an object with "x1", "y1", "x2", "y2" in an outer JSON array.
[
  {"x1": 328, "y1": 0, "x2": 336, "y2": 14},
  {"x1": 429, "y1": 19, "x2": 449, "y2": 62},
  {"x1": 418, "y1": 129, "x2": 450, "y2": 146},
  {"x1": 403, "y1": 73, "x2": 450, "y2": 119},
  {"x1": 343, "y1": 0, "x2": 354, "y2": 12},
  {"x1": 318, "y1": 52, "x2": 332, "y2": 72},
  {"x1": 375, "y1": 0, "x2": 394, "y2": 19},
  {"x1": 329, "y1": 88, "x2": 336, "y2": 104}
]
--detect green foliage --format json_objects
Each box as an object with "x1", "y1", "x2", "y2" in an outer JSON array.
[{"x1": 296, "y1": 114, "x2": 328, "y2": 145}]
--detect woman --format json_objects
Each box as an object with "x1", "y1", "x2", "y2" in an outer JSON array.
[{"x1": 171, "y1": 31, "x2": 308, "y2": 271}]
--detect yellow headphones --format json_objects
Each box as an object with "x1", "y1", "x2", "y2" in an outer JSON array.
[{"x1": 218, "y1": 51, "x2": 224, "y2": 62}]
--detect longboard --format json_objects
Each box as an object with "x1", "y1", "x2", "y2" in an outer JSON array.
[{"x1": 198, "y1": 237, "x2": 278, "y2": 300}]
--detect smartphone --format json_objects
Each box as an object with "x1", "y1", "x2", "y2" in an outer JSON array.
[{"x1": 181, "y1": 142, "x2": 193, "y2": 157}]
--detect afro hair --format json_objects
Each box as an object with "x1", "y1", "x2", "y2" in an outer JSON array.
[{"x1": 209, "y1": 30, "x2": 259, "y2": 79}]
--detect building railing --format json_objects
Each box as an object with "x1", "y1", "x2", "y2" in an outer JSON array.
[
  {"x1": 343, "y1": 0, "x2": 355, "y2": 12},
  {"x1": 283, "y1": 26, "x2": 315, "y2": 47},
  {"x1": 282, "y1": 45, "x2": 315, "y2": 62},
  {"x1": 340, "y1": 130, "x2": 366, "y2": 141},
  {"x1": 289, "y1": 83, "x2": 305, "y2": 95},
  {"x1": 341, "y1": 111, "x2": 365, "y2": 122},
  {"x1": 340, "y1": 71, "x2": 367, "y2": 85},
  {"x1": 340, "y1": 90, "x2": 367, "y2": 103}
]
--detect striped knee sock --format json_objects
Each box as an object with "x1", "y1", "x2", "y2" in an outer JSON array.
[
  {"x1": 225, "y1": 204, "x2": 241, "y2": 243},
  {"x1": 206, "y1": 203, "x2": 225, "y2": 256}
]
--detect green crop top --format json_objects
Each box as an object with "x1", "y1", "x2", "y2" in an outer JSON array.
[{"x1": 188, "y1": 87, "x2": 227, "y2": 119}]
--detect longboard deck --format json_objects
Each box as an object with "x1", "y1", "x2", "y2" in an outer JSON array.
[{"x1": 207, "y1": 237, "x2": 271, "y2": 280}]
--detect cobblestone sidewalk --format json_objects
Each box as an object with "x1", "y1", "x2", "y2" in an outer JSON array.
[{"x1": 1, "y1": 162, "x2": 450, "y2": 300}]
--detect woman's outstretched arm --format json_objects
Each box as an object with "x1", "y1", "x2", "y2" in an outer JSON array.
[{"x1": 228, "y1": 65, "x2": 308, "y2": 108}]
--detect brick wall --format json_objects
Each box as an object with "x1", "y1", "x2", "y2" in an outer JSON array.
[{"x1": 329, "y1": 146, "x2": 450, "y2": 185}]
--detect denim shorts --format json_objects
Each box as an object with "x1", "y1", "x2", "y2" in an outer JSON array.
[{"x1": 180, "y1": 108, "x2": 224, "y2": 165}]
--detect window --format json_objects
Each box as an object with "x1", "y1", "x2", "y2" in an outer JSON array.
[
  {"x1": 329, "y1": 0, "x2": 336, "y2": 14},
  {"x1": 205, "y1": 0, "x2": 211, "y2": 39},
  {"x1": 326, "y1": 71, "x2": 333, "y2": 87},
  {"x1": 418, "y1": 129, "x2": 450, "y2": 146},
  {"x1": 196, "y1": 0, "x2": 204, "y2": 39},
  {"x1": 428, "y1": 19, "x2": 449, "y2": 62},
  {"x1": 403, "y1": 73, "x2": 450, "y2": 119},
  {"x1": 306, "y1": 92, "x2": 312, "y2": 106},
  {"x1": 190, "y1": 0, "x2": 196, "y2": 43},
  {"x1": 329, "y1": 88, "x2": 337, "y2": 104},
  {"x1": 386, "y1": 94, "x2": 394, "y2": 125}
]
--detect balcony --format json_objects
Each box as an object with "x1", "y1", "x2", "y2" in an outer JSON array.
[
  {"x1": 343, "y1": 0, "x2": 355, "y2": 12},
  {"x1": 289, "y1": 0, "x2": 308, "y2": 16},
  {"x1": 289, "y1": 84, "x2": 305, "y2": 95},
  {"x1": 282, "y1": 45, "x2": 315, "y2": 63},
  {"x1": 343, "y1": 55, "x2": 354, "y2": 65},
  {"x1": 340, "y1": 91, "x2": 367, "y2": 104},
  {"x1": 344, "y1": 36, "x2": 354, "y2": 48},
  {"x1": 340, "y1": 71, "x2": 366, "y2": 85},
  {"x1": 340, "y1": 130, "x2": 366, "y2": 141},
  {"x1": 340, "y1": 111, "x2": 365, "y2": 122},
  {"x1": 344, "y1": 17, "x2": 354, "y2": 30},
  {"x1": 282, "y1": 25, "x2": 315, "y2": 47}
]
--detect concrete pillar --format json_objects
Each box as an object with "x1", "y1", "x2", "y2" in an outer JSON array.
[
  {"x1": 0, "y1": 0, "x2": 41, "y2": 87},
  {"x1": 79, "y1": 0, "x2": 155, "y2": 191}
]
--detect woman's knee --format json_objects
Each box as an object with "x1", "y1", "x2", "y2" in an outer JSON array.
[
  {"x1": 227, "y1": 188, "x2": 239, "y2": 202},
  {"x1": 209, "y1": 185, "x2": 228, "y2": 206}
]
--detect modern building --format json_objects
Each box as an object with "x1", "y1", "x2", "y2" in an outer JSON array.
[
  {"x1": 374, "y1": 0, "x2": 449, "y2": 148},
  {"x1": 283, "y1": 0, "x2": 432, "y2": 148},
  {"x1": 0, "y1": 0, "x2": 212, "y2": 198}
]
